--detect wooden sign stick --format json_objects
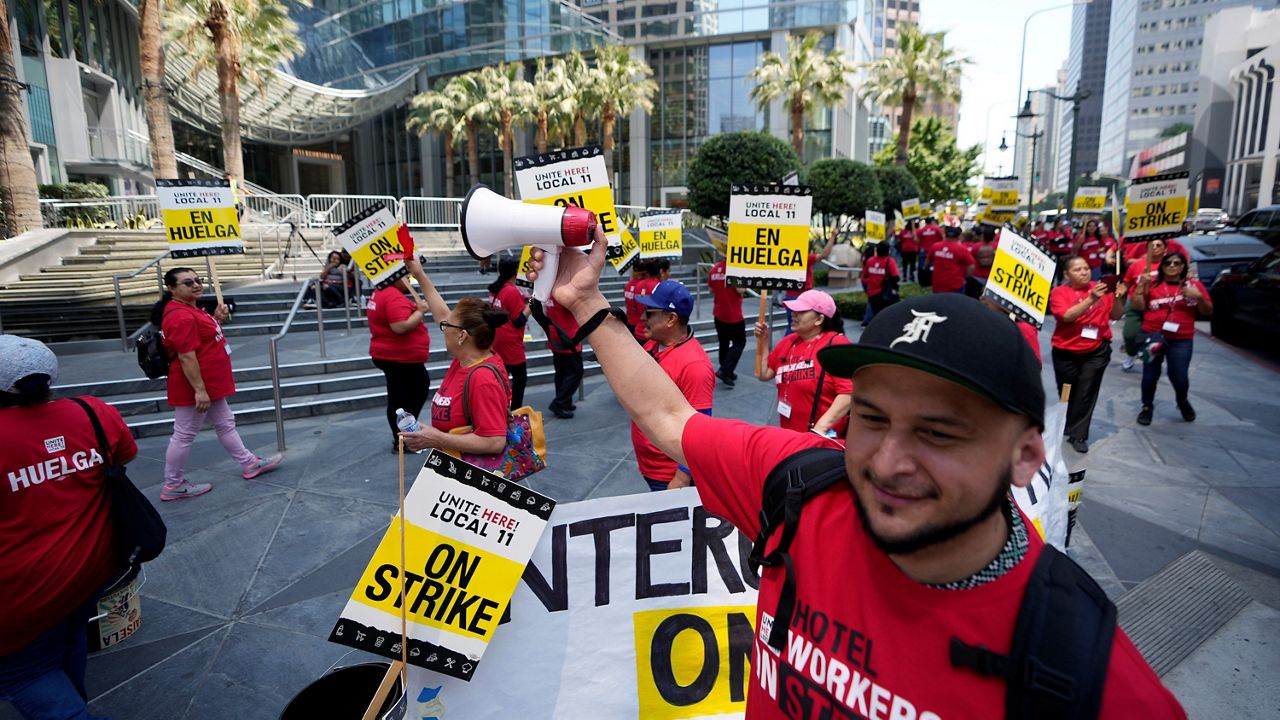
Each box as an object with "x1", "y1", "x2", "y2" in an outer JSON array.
[
  {"x1": 362, "y1": 661, "x2": 404, "y2": 720},
  {"x1": 755, "y1": 291, "x2": 771, "y2": 379},
  {"x1": 1060, "y1": 384, "x2": 1072, "y2": 405},
  {"x1": 364, "y1": 439, "x2": 411, "y2": 720}
]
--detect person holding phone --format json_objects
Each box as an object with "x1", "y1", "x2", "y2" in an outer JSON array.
[
  {"x1": 1130, "y1": 251, "x2": 1212, "y2": 426},
  {"x1": 1049, "y1": 256, "x2": 1128, "y2": 453}
]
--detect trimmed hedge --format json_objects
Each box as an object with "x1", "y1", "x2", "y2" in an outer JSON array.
[{"x1": 831, "y1": 282, "x2": 932, "y2": 320}]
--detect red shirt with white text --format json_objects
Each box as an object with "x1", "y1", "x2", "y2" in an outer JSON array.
[
  {"x1": 766, "y1": 331, "x2": 853, "y2": 433},
  {"x1": 708, "y1": 260, "x2": 745, "y2": 323},
  {"x1": 1141, "y1": 280, "x2": 1210, "y2": 340},
  {"x1": 926, "y1": 240, "x2": 976, "y2": 293},
  {"x1": 162, "y1": 301, "x2": 236, "y2": 406},
  {"x1": 430, "y1": 356, "x2": 510, "y2": 437},
  {"x1": 861, "y1": 256, "x2": 898, "y2": 297}
]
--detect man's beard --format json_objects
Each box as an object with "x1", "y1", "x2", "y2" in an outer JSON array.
[{"x1": 854, "y1": 465, "x2": 1013, "y2": 555}]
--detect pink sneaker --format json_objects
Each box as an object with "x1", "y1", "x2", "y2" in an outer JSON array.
[
  {"x1": 242, "y1": 453, "x2": 284, "y2": 480},
  {"x1": 161, "y1": 481, "x2": 213, "y2": 501}
]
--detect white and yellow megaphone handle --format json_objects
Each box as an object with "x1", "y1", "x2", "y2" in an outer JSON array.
[{"x1": 531, "y1": 245, "x2": 560, "y2": 303}]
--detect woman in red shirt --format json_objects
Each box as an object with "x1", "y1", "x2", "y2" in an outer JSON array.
[
  {"x1": 895, "y1": 220, "x2": 919, "y2": 283},
  {"x1": 1120, "y1": 237, "x2": 1169, "y2": 371},
  {"x1": 487, "y1": 259, "x2": 531, "y2": 409},
  {"x1": 862, "y1": 242, "x2": 900, "y2": 319},
  {"x1": 157, "y1": 268, "x2": 282, "y2": 500},
  {"x1": 1049, "y1": 256, "x2": 1128, "y2": 453},
  {"x1": 1072, "y1": 219, "x2": 1116, "y2": 280},
  {"x1": 367, "y1": 269, "x2": 432, "y2": 451},
  {"x1": 1130, "y1": 251, "x2": 1212, "y2": 426},
  {"x1": 400, "y1": 261, "x2": 513, "y2": 461},
  {"x1": 753, "y1": 290, "x2": 852, "y2": 436}
]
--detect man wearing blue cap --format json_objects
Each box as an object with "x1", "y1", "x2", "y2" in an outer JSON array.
[
  {"x1": 525, "y1": 230, "x2": 1183, "y2": 719},
  {"x1": 633, "y1": 280, "x2": 715, "y2": 491}
]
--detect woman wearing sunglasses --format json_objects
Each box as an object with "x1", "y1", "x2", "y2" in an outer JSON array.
[
  {"x1": 1129, "y1": 251, "x2": 1212, "y2": 426},
  {"x1": 155, "y1": 268, "x2": 282, "y2": 500},
  {"x1": 399, "y1": 259, "x2": 512, "y2": 459}
]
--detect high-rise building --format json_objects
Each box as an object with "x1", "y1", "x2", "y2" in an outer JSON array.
[
  {"x1": 868, "y1": 0, "x2": 960, "y2": 159},
  {"x1": 1054, "y1": 0, "x2": 1111, "y2": 193},
  {"x1": 1095, "y1": 0, "x2": 1279, "y2": 178}
]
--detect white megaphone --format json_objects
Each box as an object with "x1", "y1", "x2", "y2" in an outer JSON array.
[{"x1": 460, "y1": 184, "x2": 598, "y2": 302}]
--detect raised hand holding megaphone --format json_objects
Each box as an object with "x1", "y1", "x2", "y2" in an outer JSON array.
[{"x1": 460, "y1": 184, "x2": 597, "y2": 302}]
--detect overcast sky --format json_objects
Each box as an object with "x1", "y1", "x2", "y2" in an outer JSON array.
[{"x1": 919, "y1": 0, "x2": 1078, "y2": 174}]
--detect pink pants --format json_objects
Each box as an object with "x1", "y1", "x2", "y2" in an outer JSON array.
[{"x1": 164, "y1": 398, "x2": 256, "y2": 487}]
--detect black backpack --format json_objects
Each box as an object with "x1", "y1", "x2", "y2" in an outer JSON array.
[
  {"x1": 749, "y1": 447, "x2": 1116, "y2": 720},
  {"x1": 136, "y1": 325, "x2": 171, "y2": 379}
]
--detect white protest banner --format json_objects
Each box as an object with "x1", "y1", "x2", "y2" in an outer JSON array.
[
  {"x1": 329, "y1": 450, "x2": 556, "y2": 681},
  {"x1": 726, "y1": 184, "x2": 813, "y2": 291},
  {"x1": 901, "y1": 197, "x2": 921, "y2": 219},
  {"x1": 513, "y1": 145, "x2": 637, "y2": 273},
  {"x1": 334, "y1": 203, "x2": 408, "y2": 290},
  {"x1": 157, "y1": 179, "x2": 244, "y2": 258},
  {"x1": 864, "y1": 210, "x2": 886, "y2": 243},
  {"x1": 1013, "y1": 401, "x2": 1070, "y2": 550},
  {"x1": 1072, "y1": 186, "x2": 1108, "y2": 214},
  {"x1": 981, "y1": 177, "x2": 1019, "y2": 227},
  {"x1": 639, "y1": 209, "x2": 683, "y2": 261},
  {"x1": 983, "y1": 228, "x2": 1054, "y2": 327},
  {"x1": 406, "y1": 487, "x2": 759, "y2": 718},
  {"x1": 1123, "y1": 171, "x2": 1188, "y2": 243}
]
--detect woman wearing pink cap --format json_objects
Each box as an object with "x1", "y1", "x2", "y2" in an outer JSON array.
[{"x1": 753, "y1": 290, "x2": 852, "y2": 436}]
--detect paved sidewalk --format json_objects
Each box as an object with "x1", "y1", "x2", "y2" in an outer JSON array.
[{"x1": 4, "y1": 319, "x2": 1278, "y2": 719}]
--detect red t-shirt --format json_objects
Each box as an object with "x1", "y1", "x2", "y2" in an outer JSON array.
[
  {"x1": 897, "y1": 229, "x2": 919, "y2": 253},
  {"x1": 1044, "y1": 230, "x2": 1074, "y2": 256},
  {"x1": 429, "y1": 356, "x2": 510, "y2": 437},
  {"x1": 708, "y1": 260, "x2": 745, "y2": 324},
  {"x1": 366, "y1": 286, "x2": 430, "y2": 364},
  {"x1": 543, "y1": 297, "x2": 581, "y2": 354},
  {"x1": 488, "y1": 281, "x2": 527, "y2": 365},
  {"x1": 162, "y1": 301, "x2": 236, "y2": 406},
  {"x1": 0, "y1": 396, "x2": 136, "y2": 654},
  {"x1": 927, "y1": 240, "x2": 976, "y2": 293},
  {"x1": 624, "y1": 277, "x2": 660, "y2": 340},
  {"x1": 861, "y1": 256, "x2": 898, "y2": 297},
  {"x1": 916, "y1": 224, "x2": 944, "y2": 254},
  {"x1": 971, "y1": 240, "x2": 998, "y2": 281},
  {"x1": 1049, "y1": 283, "x2": 1115, "y2": 353},
  {"x1": 1141, "y1": 280, "x2": 1210, "y2": 340},
  {"x1": 1018, "y1": 321, "x2": 1043, "y2": 365},
  {"x1": 681, "y1": 413, "x2": 1186, "y2": 720},
  {"x1": 1122, "y1": 238, "x2": 1188, "y2": 263},
  {"x1": 766, "y1": 331, "x2": 853, "y2": 433},
  {"x1": 632, "y1": 335, "x2": 715, "y2": 482},
  {"x1": 1076, "y1": 234, "x2": 1116, "y2": 269}
]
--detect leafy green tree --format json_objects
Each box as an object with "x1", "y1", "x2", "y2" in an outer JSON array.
[
  {"x1": 873, "y1": 165, "x2": 920, "y2": 215},
  {"x1": 807, "y1": 159, "x2": 882, "y2": 242},
  {"x1": 687, "y1": 132, "x2": 799, "y2": 221},
  {"x1": 861, "y1": 25, "x2": 969, "y2": 167},
  {"x1": 873, "y1": 116, "x2": 979, "y2": 203},
  {"x1": 1160, "y1": 122, "x2": 1192, "y2": 138},
  {"x1": 748, "y1": 31, "x2": 856, "y2": 160}
]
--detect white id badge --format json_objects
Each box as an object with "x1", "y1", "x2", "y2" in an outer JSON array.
[
  {"x1": 778, "y1": 400, "x2": 793, "y2": 418},
  {"x1": 225, "y1": 343, "x2": 233, "y2": 355},
  {"x1": 1081, "y1": 326, "x2": 1100, "y2": 340},
  {"x1": 1162, "y1": 321, "x2": 1180, "y2": 333}
]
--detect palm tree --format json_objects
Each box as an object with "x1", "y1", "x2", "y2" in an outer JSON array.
[
  {"x1": 586, "y1": 44, "x2": 657, "y2": 177},
  {"x1": 448, "y1": 73, "x2": 485, "y2": 188},
  {"x1": 138, "y1": 0, "x2": 177, "y2": 178},
  {"x1": 531, "y1": 57, "x2": 573, "y2": 154},
  {"x1": 472, "y1": 64, "x2": 534, "y2": 197},
  {"x1": 406, "y1": 80, "x2": 467, "y2": 197},
  {"x1": 861, "y1": 24, "x2": 968, "y2": 167},
  {"x1": 0, "y1": 0, "x2": 42, "y2": 235},
  {"x1": 563, "y1": 51, "x2": 593, "y2": 147},
  {"x1": 748, "y1": 32, "x2": 856, "y2": 161},
  {"x1": 168, "y1": 0, "x2": 308, "y2": 183}
]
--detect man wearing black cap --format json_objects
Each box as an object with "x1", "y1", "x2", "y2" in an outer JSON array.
[{"x1": 526, "y1": 230, "x2": 1183, "y2": 719}]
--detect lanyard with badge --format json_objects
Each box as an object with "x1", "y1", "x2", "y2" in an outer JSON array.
[{"x1": 776, "y1": 333, "x2": 834, "y2": 420}]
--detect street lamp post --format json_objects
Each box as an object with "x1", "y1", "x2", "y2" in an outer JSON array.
[
  {"x1": 1032, "y1": 86, "x2": 1090, "y2": 222},
  {"x1": 1016, "y1": 92, "x2": 1046, "y2": 220},
  {"x1": 1016, "y1": 1, "x2": 1093, "y2": 117}
]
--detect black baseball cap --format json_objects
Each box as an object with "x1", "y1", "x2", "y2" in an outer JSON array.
[{"x1": 817, "y1": 294, "x2": 1045, "y2": 428}]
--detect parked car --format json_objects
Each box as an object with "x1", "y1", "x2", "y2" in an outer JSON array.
[
  {"x1": 1193, "y1": 208, "x2": 1230, "y2": 231},
  {"x1": 1220, "y1": 205, "x2": 1280, "y2": 246},
  {"x1": 1209, "y1": 248, "x2": 1280, "y2": 350},
  {"x1": 1188, "y1": 231, "x2": 1271, "y2": 283}
]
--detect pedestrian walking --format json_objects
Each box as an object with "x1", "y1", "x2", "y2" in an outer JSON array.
[
  {"x1": 487, "y1": 259, "x2": 532, "y2": 409},
  {"x1": 1119, "y1": 238, "x2": 1178, "y2": 371},
  {"x1": 633, "y1": 281, "x2": 715, "y2": 491},
  {"x1": 897, "y1": 220, "x2": 919, "y2": 283},
  {"x1": 1131, "y1": 251, "x2": 1212, "y2": 426},
  {"x1": 926, "y1": 227, "x2": 976, "y2": 295},
  {"x1": 156, "y1": 268, "x2": 282, "y2": 500},
  {"x1": 0, "y1": 336, "x2": 137, "y2": 719},
  {"x1": 367, "y1": 266, "x2": 432, "y2": 452},
  {"x1": 1049, "y1": 257, "x2": 1128, "y2": 453},
  {"x1": 1072, "y1": 219, "x2": 1116, "y2": 281},
  {"x1": 861, "y1": 242, "x2": 900, "y2": 324},
  {"x1": 707, "y1": 255, "x2": 746, "y2": 387},
  {"x1": 544, "y1": 296, "x2": 583, "y2": 419},
  {"x1": 754, "y1": 290, "x2": 852, "y2": 436}
]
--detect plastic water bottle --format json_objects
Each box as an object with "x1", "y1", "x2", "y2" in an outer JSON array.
[{"x1": 395, "y1": 408, "x2": 421, "y2": 433}]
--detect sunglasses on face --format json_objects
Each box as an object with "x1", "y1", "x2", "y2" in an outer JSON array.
[
  {"x1": 1163, "y1": 259, "x2": 1185, "y2": 266},
  {"x1": 176, "y1": 278, "x2": 204, "y2": 287}
]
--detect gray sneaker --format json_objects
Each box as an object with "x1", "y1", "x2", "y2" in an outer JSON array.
[
  {"x1": 161, "y1": 481, "x2": 213, "y2": 501},
  {"x1": 242, "y1": 453, "x2": 284, "y2": 480}
]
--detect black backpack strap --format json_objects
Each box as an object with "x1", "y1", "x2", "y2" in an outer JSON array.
[
  {"x1": 70, "y1": 397, "x2": 115, "y2": 465},
  {"x1": 749, "y1": 447, "x2": 846, "y2": 651},
  {"x1": 806, "y1": 334, "x2": 840, "y2": 431},
  {"x1": 950, "y1": 544, "x2": 1117, "y2": 720}
]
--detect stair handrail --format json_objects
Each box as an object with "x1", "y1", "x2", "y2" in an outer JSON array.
[
  {"x1": 268, "y1": 278, "x2": 327, "y2": 452},
  {"x1": 112, "y1": 251, "x2": 170, "y2": 352}
]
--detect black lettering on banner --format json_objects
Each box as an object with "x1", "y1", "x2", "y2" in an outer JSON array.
[
  {"x1": 523, "y1": 523, "x2": 568, "y2": 612},
  {"x1": 568, "y1": 513, "x2": 636, "y2": 606},
  {"x1": 692, "y1": 507, "x2": 745, "y2": 594},
  {"x1": 636, "y1": 507, "x2": 692, "y2": 599},
  {"x1": 366, "y1": 563, "x2": 396, "y2": 602},
  {"x1": 650, "y1": 614, "x2": 719, "y2": 706},
  {"x1": 727, "y1": 612, "x2": 754, "y2": 702}
]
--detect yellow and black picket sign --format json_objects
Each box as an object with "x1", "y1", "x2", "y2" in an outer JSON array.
[
  {"x1": 513, "y1": 145, "x2": 638, "y2": 273},
  {"x1": 901, "y1": 197, "x2": 921, "y2": 219},
  {"x1": 726, "y1": 184, "x2": 814, "y2": 291},
  {"x1": 865, "y1": 210, "x2": 886, "y2": 242},
  {"x1": 334, "y1": 203, "x2": 408, "y2": 290},
  {"x1": 1073, "y1": 187, "x2": 1108, "y2": 214},
  {"x1": 158, "y1": 178, "x2": 245, "y2": 259},
  {"x1": 639, "y1": 209, "x2": 683, "y2": 261},
  {"x1": 514, "y1": 245, "x2": 536, "y2": 288},
  {"x1": 1123, "y1": 171, "x2": 1188, "y2": 243},
  {"x1": 983, "y1": 229, "x2": 1055, "y2": 327}
]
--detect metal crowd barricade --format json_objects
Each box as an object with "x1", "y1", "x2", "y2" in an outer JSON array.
[
  {"x1": 307, "y1": 195, "x2": 398, "y2": 229},
  {"x1": 40, "y1": 195, "x2": 161, "y2": 228},
  {"x1": 398, "y1": 197, "x2": 463, "y2": 230},
  {"x1": 268, "y1": 278, "x2": 325, "y2": 452},
  {"x1": 112, "y1": 251, "x2": 170, "y2": 351},
  {"x1": 244, "y1": 194, "x2": 306, "y2": 226}
]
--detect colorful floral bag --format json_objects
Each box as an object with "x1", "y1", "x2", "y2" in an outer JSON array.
[{"x1": 448, "y1": 361, "x2": 547, "y2": 480}]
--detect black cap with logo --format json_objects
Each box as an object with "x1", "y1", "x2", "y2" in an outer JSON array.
[{"x1": 817, "y1": 294, "x2": 1045, "y2": 429}]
